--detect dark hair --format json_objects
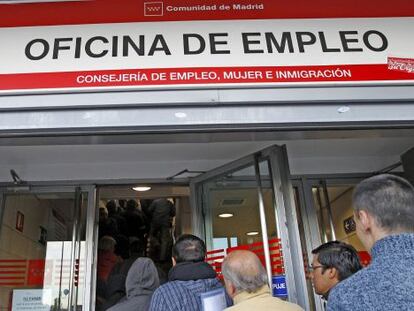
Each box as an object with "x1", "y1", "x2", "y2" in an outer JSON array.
[
  {"x1": 130, "y1": 237, "x2": 145, "y2": 257},
  {"x1": 106, "y1": 200, "x2": 117, "y2": 214},
  {"x1": 172, "y1": 234, "x2": 206, "y2": 263},
  {"x1": 114, "y1": 234, "x2": 130, "y2": 259},
  {"x1": 312, "y1": 241, "x2": 362, "y2": 281},
  {"x1": 126, "y1": 199, "x2": 138, "y2": 211},
  {"x1": 353, "y1": 174, "x2": 414, "y2": 233}
]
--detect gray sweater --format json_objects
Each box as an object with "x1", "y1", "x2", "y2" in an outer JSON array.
[{"x1": 327, "y1": 233, "x2": 414, "y2": 311}]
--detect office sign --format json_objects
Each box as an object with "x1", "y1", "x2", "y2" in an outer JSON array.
[{"x1": 0, "y1": 17, "x2": 413, "y2": 93}]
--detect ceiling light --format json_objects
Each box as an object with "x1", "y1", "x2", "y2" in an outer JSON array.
[
  {"x1": 174, "y1": 112, "x2": 187, "y2": 118},
  {"x1": 246, "y1": 231, "x2": 259, "y2": 236},
  {"x1": 337, "y1": 106, "x2": 350, "y2": 113},
  {"x1": 132, "y1": 186, "x2": 151, "y2": 192},
  {"x1": 218, "y1": 213, "x2": 234, "y2": 218}
]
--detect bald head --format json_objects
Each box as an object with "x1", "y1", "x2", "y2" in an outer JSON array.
[{"x1": 222, "y1": 250, "x2": 268, "y2": 295}]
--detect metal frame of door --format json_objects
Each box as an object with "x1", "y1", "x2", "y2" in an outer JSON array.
[
  {"x1": 291, "y1": 174, "x2": 369, "y2": 311},
  {"x1": 0, "y1": 184, "x2": 96, "y2": 311},
  {"x1": 190, "y1": 144, "x2": 310, "y2": 309}
]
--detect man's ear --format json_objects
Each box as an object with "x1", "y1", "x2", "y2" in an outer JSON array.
[
  {"x1": 357, "y1": 210, "x2": 372, "y2": 232},
  {"x1": 224, "y1": 279, "x2": 237, "y2": 298},
  {"x1": 326, "y1": 267, "x2": 339, "y2": 281},
  {"x1": 172, "y1": 257, "x2": 176, "y2": 266}
]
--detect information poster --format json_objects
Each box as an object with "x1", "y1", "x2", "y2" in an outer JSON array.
[{"x1": 12, "y1": 289, "x2": 52, "y2": 311}]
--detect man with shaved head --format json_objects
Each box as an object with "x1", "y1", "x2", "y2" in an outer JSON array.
[
  {"x1": 328, "y1": 174, "x2": 414, "y2": 311},
  {"x1": 222, "y1": 250, "x2": 303, "y2": 311}
]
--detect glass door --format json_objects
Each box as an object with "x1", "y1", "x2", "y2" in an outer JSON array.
[
  {"x1": 0, "y1": 186, "x2": 95, "y2": 311},
  {"x1": 308, "y1": 178, "x2": 368, "y2": 255},
  {"x1": 293, "y1": 177, "x2": 372, "y2": 311},
  {"x1": 190, "y1": 145, "x2": 310, "y2": 309}
]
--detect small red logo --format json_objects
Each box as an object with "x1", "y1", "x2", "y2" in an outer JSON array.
[
  {"x1": 388, "y1": 56, "x2": 414, "y2": 74},
  {"x1": 144, "y1": 2, "x2": 164, "y2": 16}
]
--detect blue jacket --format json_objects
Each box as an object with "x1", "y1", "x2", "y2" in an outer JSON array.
[{"x1": 327, "y1": 233, "x2": 414, "y2": 311}]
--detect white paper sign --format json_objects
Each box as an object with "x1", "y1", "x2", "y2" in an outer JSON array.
[
  {"x1": 12, "y1": 289, "x2": 52, "y2": 311},
  {"x1": 201, "y1": 288, "x2": 227, "y2": 311}
]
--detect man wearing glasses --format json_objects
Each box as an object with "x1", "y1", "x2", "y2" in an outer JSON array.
[{"x1": 310, "y1": 241, "x2": 362, "y2": 305}]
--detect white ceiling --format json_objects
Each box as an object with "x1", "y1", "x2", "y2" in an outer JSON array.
[{"x1": 0, "y1": 132, "x2": 412, "y2": 183}]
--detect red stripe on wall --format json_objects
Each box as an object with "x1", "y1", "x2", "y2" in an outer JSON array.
[
  {"x1": 0, "y1": 64, "x2": 413, "y2": 92},
  {"x1": 0, "y1": 265, "x2": 27, "y2": 269},
  {"x1": 0, "y1": 0, "x2": 413, "y2": 28},
  {"x1": 0, "y1": 271, "x2": 26, "y2": 274}
]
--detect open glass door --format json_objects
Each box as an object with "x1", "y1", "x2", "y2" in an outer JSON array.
[
  {"x1": 0, "y1": 185, "x2": 95, "y2": 311},
  {"x1": 190, "y1": 145, "x2": 310, "y2": 309}
]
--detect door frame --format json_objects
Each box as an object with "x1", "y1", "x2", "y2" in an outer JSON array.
[
  {"x1": 0, "y1": 184, "x2": 96, "y2": 311},
  {"x1": 291, "y1": 174, "x2": 371, "y2": 311},
  {"x1": 190, "y1": 144, "x2": 310, "y2": 309}
]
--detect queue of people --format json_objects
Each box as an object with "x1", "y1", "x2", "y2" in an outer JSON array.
[{"x1": 96, "y1": 173, "x2": 414, "y2": 310}]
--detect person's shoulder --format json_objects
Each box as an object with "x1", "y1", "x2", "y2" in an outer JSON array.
[
  {"x1": 154, "y1": 280, "x2": 179, "y2": 292},
  {"x1": 327, "y1": 268, "x2": 369, "y2": 311},
  {"x1": 332, "y1": 266, "x2": 368, "y2": 294},
  {"x1": 225, "y1": 296, "x2": 303, "y2": 311},
  {"x1": 283, "y1": 301, "x2": 304, "y2": 311},
  {"x1": 272, "y1": 297, "x2": 303, "y2": 311}
]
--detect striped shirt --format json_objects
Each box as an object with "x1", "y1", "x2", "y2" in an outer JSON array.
[{"x1": 149, "y1": 278, "x2": 224, "y2": 311}]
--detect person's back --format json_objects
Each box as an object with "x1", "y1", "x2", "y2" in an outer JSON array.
[
  {"x1": 148, "y1": 198, "x2": 175, "y2": 228},
  {"x1": 124, "y1": 200, "x2": 147, "y2": 239},
  {"x1": 149, "y1": 234, "x2": 230, "y2": 311},
  {"x1": 328, "y1": 233, "x2": 414, "y2": 311},
  {"x1": 226, "y1": 285, "x2": 302, "y2": 311},
  {"x1": 150, "y1": 273, "x2": 224, "y2": 311},
  {"x1": 107, "y1": 257, "x2": 159, "y2": 311},
  {"x1": 328, "y1": 174, "x2": 414, "y2": 311}
]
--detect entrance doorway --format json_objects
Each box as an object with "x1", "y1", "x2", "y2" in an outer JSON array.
[
  {"x1": 92, "y1": 145, "x2": 310, "y2": 310},
  {"x1": 0, "y1": 186, "x2": 95, "y2": 311},
  {"x1": 191, "y1": 145, "x2": 309, "y2": 309}
]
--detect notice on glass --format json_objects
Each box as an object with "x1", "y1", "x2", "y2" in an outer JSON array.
[
  {"x1": 12, "y1": 289, "x2": 52, "y2": 311},
  {"x1": 201, "y1": 288, "x2": 227, "y2": 311}
]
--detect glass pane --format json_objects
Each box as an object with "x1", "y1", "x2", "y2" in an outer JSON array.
[
  {"x1": 0, "y1": 192, "x2": 86, "y2": 311},
  {"x1": 206, "y1": 164, "x2": 261, "y2": 247},
  {"x1": 312, "y1": 186, "x2": 333, "y2": 243},
  {"x1": 313, "y1": 183, "x2": 369, "y2": 265},
  {"x1": 292, "y1": 186, "x2": 316, "y2": 311},
  {"x1": 326, "y1": 185, "x2": 366, "y2": 251},
  {"x1": 202, "y1": 159, "x2": 285, "y2": 295},
  {"x1": 258, "y1": 160, "x2": 284, "y2": 276}
]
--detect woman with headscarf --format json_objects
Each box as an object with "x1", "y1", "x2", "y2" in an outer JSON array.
[{"x1": 107, "y1": 257, "x2": 160, "y2": 311}]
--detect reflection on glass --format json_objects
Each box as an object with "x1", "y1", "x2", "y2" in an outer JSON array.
[
  {"x1": 312, "y1": 186, "x2": 334, "y2": 243},
  {"x1": 203, "y1": 159, "x2": 284, "y2": 281},
  {"x1": 293, "y1": 186, "x2": 316, "y2": 311},
  {"x1": 0, "y1": 193, "x2": 86, "y2": 311},
  {"x1": 322, "y1": 185, "x2": 365, "y2": 252},
  {"x1": 207, "y1": 164, "x2": 262, "y2": 246}
]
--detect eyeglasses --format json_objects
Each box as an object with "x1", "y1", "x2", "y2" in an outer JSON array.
[{"x1": 308, "y1": 265, "x2": 326, "y2": 272}]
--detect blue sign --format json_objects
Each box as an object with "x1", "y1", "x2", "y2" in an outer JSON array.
[{"x1": 272, "y1": 275, "x2": 288, "y2": 298}]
